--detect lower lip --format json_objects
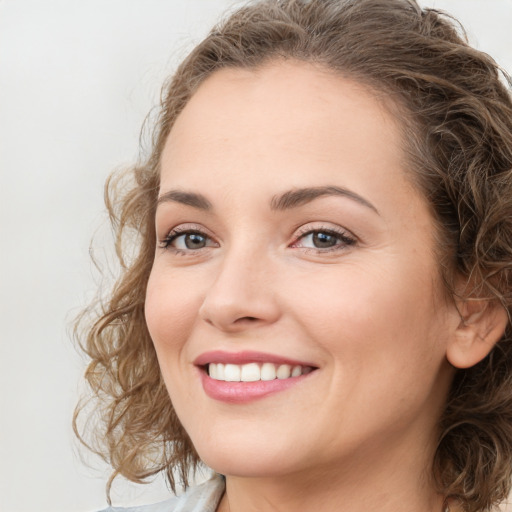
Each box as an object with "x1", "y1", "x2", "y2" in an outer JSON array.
[{"x1": 199, "y1": 369, "x2": 314, "y2": 404}]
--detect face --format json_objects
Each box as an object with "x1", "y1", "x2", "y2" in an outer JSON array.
[{"x1": 145, "y1": 62, "x2": 458, "y2": 480}]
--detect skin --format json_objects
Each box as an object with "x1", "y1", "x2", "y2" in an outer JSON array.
[{"x1": 145, "y1": 61, "x2": 474, "y2": 512}]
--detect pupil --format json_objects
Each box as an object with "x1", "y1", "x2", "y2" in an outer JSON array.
[
  {"x1": 185, "y1": 233, "x2": 206, "y2": 249},
  {"x1": 313, "y1": 232, "x2": 337, "y2": 248}
]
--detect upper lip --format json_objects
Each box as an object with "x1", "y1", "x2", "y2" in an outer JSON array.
[{"x1": 194, "y1": 350, "x2": 317, "y2": 368}]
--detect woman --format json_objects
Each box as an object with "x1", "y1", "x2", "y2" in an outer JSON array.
[{"x1": 75, "y1": 1, "x2": 512, "y2": 511}]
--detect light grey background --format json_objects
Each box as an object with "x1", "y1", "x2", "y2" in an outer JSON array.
[{"x1": 1, "y1": 1, "x2": 511, "y2": 511}]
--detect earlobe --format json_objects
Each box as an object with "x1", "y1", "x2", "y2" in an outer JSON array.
[{"x1": 446, "y1": 299, "x2": 509, "y2": 369}]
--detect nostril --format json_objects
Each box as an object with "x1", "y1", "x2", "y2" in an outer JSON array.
[{"x1": 236, "y1": 316, "x2": 258, "y2": 323}]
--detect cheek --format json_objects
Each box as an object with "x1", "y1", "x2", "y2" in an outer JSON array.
[
  {"x1": 291, "y1": 264, "x2": 451, "y2": 432},
  {"x1": 287, "y1": 258, "x2": 448, "y2": 368},
  {"x1": 144, "y1": 267, "x2": 204, "y2": 357}
]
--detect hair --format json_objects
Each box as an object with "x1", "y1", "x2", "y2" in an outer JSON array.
[{"x1": 74, "y1": 0, "x2": 512, "y2": 510}]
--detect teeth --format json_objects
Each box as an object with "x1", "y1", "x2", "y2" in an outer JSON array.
[
  {"x1": 291, "y1": 365, "x2": 302, "y2": 377},
  {"x1": 224, "y1": 364, "x2": 241, "y2": 382},
  {"x1": 261, "y1": 362, "x2": 276, "y2": 381},
  {"x1": 276, "y1": 364, "x2": 291, "y2": 379},
  {"x1": 240, "y1": 363, "x2": 260, "y2": 382},
  {"x1": 209, "y1": 363, "x2": 217, "y2": 379},
  {"x1": 208, "y1": 362, "x2": 309, "y2": 382}
]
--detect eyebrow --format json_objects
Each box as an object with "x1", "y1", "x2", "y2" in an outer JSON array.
[
  {"x1": 157, "y1": 190, "x2": 212, "y2": 210},
  {"x1": 156, "y1": 185, "x2": 379, "y2": 215},
  {"x1": 270, "y1": 186, "x2": 379, "y2": 214}
]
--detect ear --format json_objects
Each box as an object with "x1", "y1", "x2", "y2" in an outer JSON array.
[{"x1": 446, "y1": 298, "x2": 509, "y2": 369}]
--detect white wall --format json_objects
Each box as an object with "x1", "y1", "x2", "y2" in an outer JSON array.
[{"x1": 1, "y1": 1, "x2": 511, "y2": 511}]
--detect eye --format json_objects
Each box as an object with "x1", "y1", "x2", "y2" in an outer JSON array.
[
  {"x1": 173, "y1": 232, "x2": 209, "y2": 250},
  {"x1": 303, "y1": 231, "x2": 339, "y2": 249},
  {"x1": 291, "y1": 227, "x2": 356, "y2": 252},
  {"x1": 159, "y1": 227, "x2": 218, "y2": 253}
]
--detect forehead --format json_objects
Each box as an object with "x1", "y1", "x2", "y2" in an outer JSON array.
[
  {"x1": 165, "y1": 61, "x2": 398, "y2": 155},
  {"x1": 160, "y1": 61, "x2": 416, "y2": 214}
]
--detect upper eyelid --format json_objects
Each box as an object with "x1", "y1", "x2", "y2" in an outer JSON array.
[
  {"x1": 161, "y1": 223, "x2": 213, "y2": 239},
  {"x1": 293, "y1": 223, "x2": 356, "y2": 239},
  {"x1": 296, "y1": 225, "x2": 348, "y2": 235}
]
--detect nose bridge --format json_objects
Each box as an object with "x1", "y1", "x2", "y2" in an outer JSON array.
[
  {"x1": 199, "y1": 236, "x2": 279, "y2": 330},
  {"x1": 224, "y1": 240, "x2": 266, "y2": 288}
]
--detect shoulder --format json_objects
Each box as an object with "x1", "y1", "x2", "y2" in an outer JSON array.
[{"x1": 97, "y1": 474, "x2": 225, "y2": 512}]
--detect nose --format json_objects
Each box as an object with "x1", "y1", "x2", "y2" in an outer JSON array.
[{"x1": 198, "y1": 247, "x2": 281, "y2": 333}]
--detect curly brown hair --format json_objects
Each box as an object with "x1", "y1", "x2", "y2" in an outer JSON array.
[{"x1": 74, "y1": 1, "x2": 512, "y2": 510}]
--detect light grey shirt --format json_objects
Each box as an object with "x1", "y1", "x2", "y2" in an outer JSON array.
[{"x1": 98, "y1": 475, "x2": 225, "y2": 512}]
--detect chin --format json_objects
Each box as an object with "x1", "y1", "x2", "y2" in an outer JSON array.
[
  {"x1": 200, "y1": 449, "x2": 293, "y2": 478},
  {"x1": 189, "y1": 426, "x2": 302, "y2": 478}
]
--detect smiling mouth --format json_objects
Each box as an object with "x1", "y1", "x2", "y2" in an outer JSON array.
[{"x1": 206, "y1": 362, "x2": 315, "y2": 382}]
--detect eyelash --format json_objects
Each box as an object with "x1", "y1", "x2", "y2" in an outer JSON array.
[
  {"x1": 291, "y1": 225, "x2": 357, "y2": 253},
  {"x1": 159, "y1": 225, "x2": 216, "y2": 254},
  {"x1": 158, "y1": 224, "x2": 357, "y2": 255}
]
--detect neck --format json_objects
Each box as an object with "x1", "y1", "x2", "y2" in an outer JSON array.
[{"x1": 217, "y1": 437, "x2": 447, "y2": 512}]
